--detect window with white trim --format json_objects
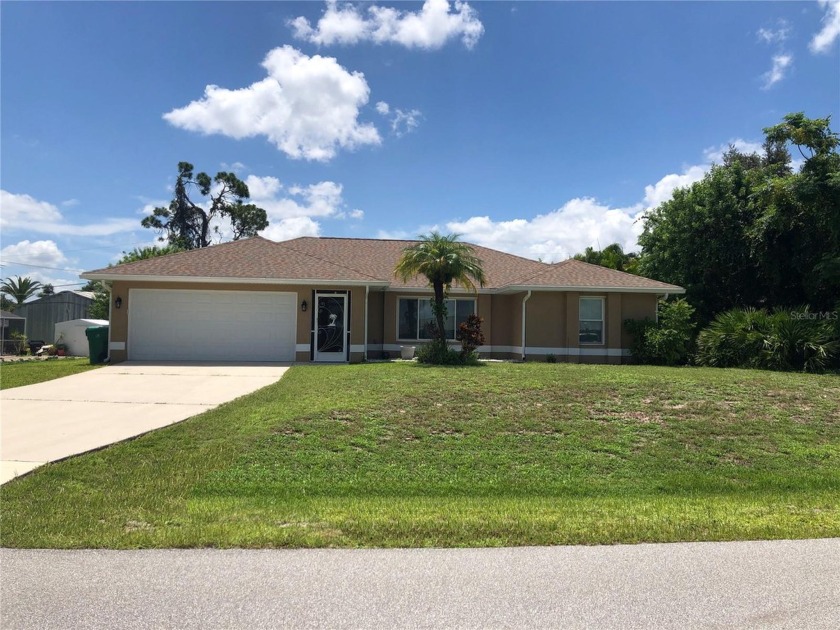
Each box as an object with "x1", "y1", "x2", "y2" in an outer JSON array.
[
  {"x1": 398, "y1": 298, "x2": 476, "y2": 341},
  {"x1": 579, "y1": 297, "x2": 604, "y2": 345}
]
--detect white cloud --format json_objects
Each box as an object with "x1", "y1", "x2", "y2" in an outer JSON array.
[
  {"x1": 61, "y1": 198, "x2": 80, "y2": 207},
  {"x1": 290, "y1": 0, "x2": 484, "y2": 50},
  {"x1": 408, "y1": 150, "x2": 743, "y2": 262},
  {"x1": 0, "y1": 190, "x2": 62, "y2": 227},
  {"x1": 702, "y1": 139, "x2": 765, "y2": 165},
  {"x1": 0, "y1": 240, "x2": 82, "y2": 291},
  {"x1": 163, "y1": 46, "x2": 381, "y2": 161},
  {"x1": 0, "y1": 190, "x2": 137, "y2": 237},
  {"x1": 642, "y1": 166, "x2": 707, "y2": 209},
  {"x1": 811, "y1": 0, "x2": 840, "y2": 53},
  {"x1": 349, "y1": 209, "x2": 364, "y2": 219},
  {"x1": 447, "y1": 199, "x2": 645, "y2": 263},
  {"x1": 0, "y1": 240, "x2": 68, "y2": 268},
  {"x1": 220, "y1": 161, "x2": 247, "y2": 173},
  {"x1": 246, "y1": 176, "x2": 346, "y2": 220},
  {"x1": 761, "y1": 53, "x2": 793, "y2": 89},
  {"x1": 757, "y1": 20, "x2": 791, "y2": 44},
  {"x1": 391, "y1": 109, "x2": 422, "y2": 136},
  {"x1": 375, "y1": 101, "x2": 422, "y2": 136},
  {"x1": 261, "y1": 217, "x2": 322, "y2": 242}
]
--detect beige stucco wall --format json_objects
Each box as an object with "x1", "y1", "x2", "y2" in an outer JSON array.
[
  {"x1": 107, "y1": 281, "x2": 660, "y2": 364},
  {"x1": 620, "y1": 293, "x2": 658, "y2": 348},
  {"x1": 108, "y1": 281, "x2": 371, "y2": 363}
]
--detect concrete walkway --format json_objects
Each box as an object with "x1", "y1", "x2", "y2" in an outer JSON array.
[
  {"x1": 0, "y1": 362, "x2": 289, "y2": 484},
  {"x1": 2, "y1": 539, "x2": 838, "y2": 629}
]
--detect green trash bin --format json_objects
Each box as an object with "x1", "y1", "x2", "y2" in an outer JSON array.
[{"x1": 85, "y1": 325, "x2": 109, "y2": 365}]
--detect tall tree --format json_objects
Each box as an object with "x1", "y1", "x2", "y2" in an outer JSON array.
[
  {"x1": 394, "y1": 233, "x2": 486, "y2": 343},
  {"x1": 38, "y1": 284, "x2": 55, "y2": 298},
  {"x1": 574, "y1": 243, "x2": 639, "y2": 273},
  {"x1": 638, "y1": 112, "x2": 839, "y2": 323},
  {"x1": 1, "y1": 276, "x2": 43, "y2": 305},
  {"x1": 141, "y1": 162, "x2": 269, "y2": 249}
]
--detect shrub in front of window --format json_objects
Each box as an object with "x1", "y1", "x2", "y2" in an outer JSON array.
[{"x1": 458, "y1": 314, "x2": 485, "y2": 359}]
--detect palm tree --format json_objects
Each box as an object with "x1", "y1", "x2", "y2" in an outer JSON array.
[
  {"x1": 394, "y1": 232, "x2": 486, "y2": 343},
  {"x1": 1, "y1": 276, "x2": 43, "y2": 306}
]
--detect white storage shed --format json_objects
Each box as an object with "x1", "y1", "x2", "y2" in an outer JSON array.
[{"x1": 54, "y1": 319, "x2": 109, "y2": 357}]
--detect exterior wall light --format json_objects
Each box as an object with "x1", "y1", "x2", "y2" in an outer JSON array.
[
  {"x1": 115, "y1": 296, "x2": 123, "y2": 309},
  {"x1": 301, "y1": 300, "x2": 307, "y2": 312}
]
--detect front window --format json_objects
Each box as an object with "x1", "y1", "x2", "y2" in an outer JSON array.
[
  {"x1": 579, "y1": 297, "x2": 604, "y2": 344},
  {"x1": 398, "y1": 297, "x2": 475, "y2": 341}
]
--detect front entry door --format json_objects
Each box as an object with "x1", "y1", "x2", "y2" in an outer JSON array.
[{"x1": 314, "y1": 293, "x2": 348, "y2": 362}]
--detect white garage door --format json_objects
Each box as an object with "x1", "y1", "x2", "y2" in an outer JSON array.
[{"x1": 128, "y1": 289, "x2": 297, "y2": 362}]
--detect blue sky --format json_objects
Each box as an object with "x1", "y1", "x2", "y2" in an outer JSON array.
[{"x1": 2, "y1": 0, "x2": 839, "y2": 291}]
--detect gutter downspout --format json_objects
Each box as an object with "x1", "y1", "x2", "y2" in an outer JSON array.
[
  {"x1": 364, "y1": 285, "x2": 369, "y2": 361},
  {"x1": 521, "y1": 290, "x2": 532, "y2": 361}
]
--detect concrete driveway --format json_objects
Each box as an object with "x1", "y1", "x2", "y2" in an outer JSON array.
[{"x1": 0, "y1": 362, "x2": 290, "y2": 484}]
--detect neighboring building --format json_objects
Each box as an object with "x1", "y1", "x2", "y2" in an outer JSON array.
[
  {"x1": 81, "y1": 236, "x2": 684, "y2": 364},
  {"x1": 15, "y1": 291, "x2": 96, "y2": 343},
  {"x1": 1, "y1": 310, "x2": 26, "y2": 355}
]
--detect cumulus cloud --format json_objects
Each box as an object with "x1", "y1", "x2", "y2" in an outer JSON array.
[
  {"x1": 0, "y1": 240, "x2": 83, "y2": 290},
  {"x1": 404, "y1": 145, "x2": 755, "y2": 262},
  {"x1": 261, "y1": 217, "x2": 322, "y2": 242},
  {"x1": 240, "y1": 175, "x2": 361, "y2": 241},
  {"x1": 0, "y1": 190, "x2": 137, "y2": 236},
  {"x1": 761, "y1": 53, "x2": 793, "y2": 89},
  {"x1": 642, "y1": 166, "x2": 707, "y2": 209},
  {"x1": 447, "y1": 199, "x2": 645, "y2": 263},
  {"x1": 163, "y1": 46, "x2": 380, "y2": 161},
  {"x1": 0, "y1": 240, "x2": 68, "y2": 268},
  {"x1": 811, "y1": 0, "x2": 840, "y2": 53},
  {"x1": 289, "y1": 0, "x2": 484, "y2": 50}
]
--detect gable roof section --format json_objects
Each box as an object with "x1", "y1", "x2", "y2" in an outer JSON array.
[
  {"x1": 505, "y1": 259, "x2": 684, "y2": 293},
  {"x1": 81, "y1": 236, "x2": 384, "y2": 285},
  {"x1": 81, "y1": 236, "x2": 683, "y2": 293}
]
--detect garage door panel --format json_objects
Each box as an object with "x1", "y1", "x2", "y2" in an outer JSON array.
[{"x1": 128, "y1": 289, "x2": 296, "y2": 362}]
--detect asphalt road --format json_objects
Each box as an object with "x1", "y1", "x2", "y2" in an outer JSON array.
[{"x1": 2, "y1": 539, "x2": 838, "y2": 629}]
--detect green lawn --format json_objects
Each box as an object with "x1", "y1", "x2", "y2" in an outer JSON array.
[
  {"x1": 1, "y1": 362, "x2": 838, "y2": 548},
  {"x1": 0, "y1": 357, "x2": 101, "y2": 390}
]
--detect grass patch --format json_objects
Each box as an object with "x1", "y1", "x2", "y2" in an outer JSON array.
[
  {"x1": 0, "y1": 358, "x2": 101, "y2": 390},
  {"x1": 1, "y1": 363, "x2": 838, "y2": 548}
]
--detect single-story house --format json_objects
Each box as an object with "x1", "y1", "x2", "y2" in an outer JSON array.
[
  {"x1": 14, "y1": 290, "x2": 96, "y2": 344},
  {"x1": 80, "y1": 236, "x2": 684, "y2": 364}
]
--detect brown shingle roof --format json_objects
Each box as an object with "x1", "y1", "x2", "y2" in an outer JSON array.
[
  {"x1": 281, "y1": 237, "x2": 547, "y2": 289},
  {"x1": 82, "y1": 237, "x2": 382, "y2": 283},
  {"x1": 82, "y1": 236, "x2": 683, "y2": 293},
  {"x1": 511, "y1": 259, "x2": 682, "y2": 291}
]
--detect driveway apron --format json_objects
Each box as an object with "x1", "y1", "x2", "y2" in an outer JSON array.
[{"x1": 0, "y1": 362, "x2": 289, "y2": 484}]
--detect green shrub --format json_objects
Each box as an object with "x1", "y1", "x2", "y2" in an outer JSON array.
[
  {"x1": 697, "y1": 306, "x2": 839, "y2": 373},
  {"x1": 625, "y1": 298, "x2": 696, "y2": 365},
  {"x1": 416, "y1": 339, "x2": 463, "y2": 365}
]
